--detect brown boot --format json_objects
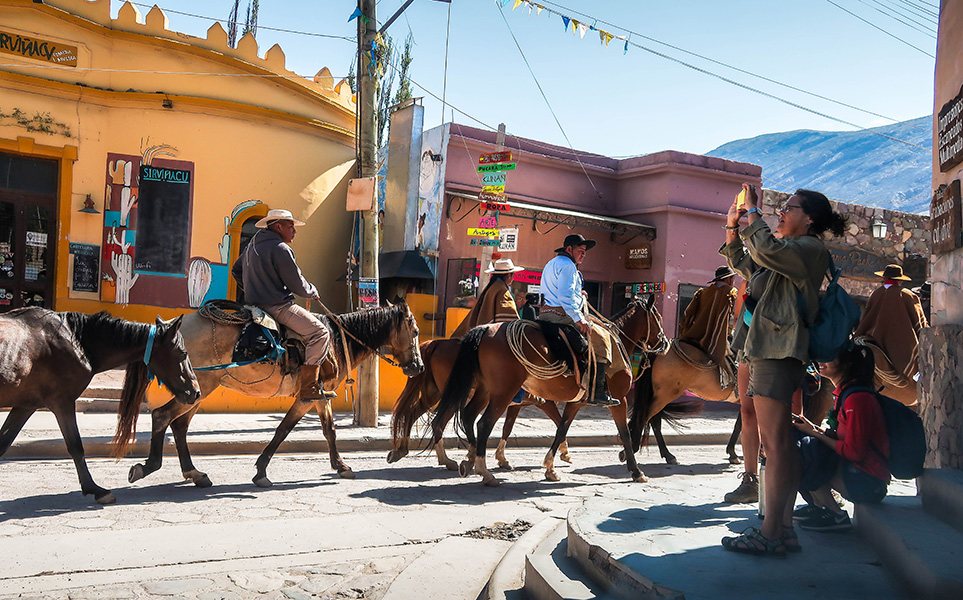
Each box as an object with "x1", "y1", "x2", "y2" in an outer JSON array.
[{"x1": 297, "y1": 365, "x2": 336, "y2": 403}]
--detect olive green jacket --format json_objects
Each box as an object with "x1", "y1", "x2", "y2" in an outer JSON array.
[{"x1": 719, "y1": 218, "x2": 830, "y2": 362}]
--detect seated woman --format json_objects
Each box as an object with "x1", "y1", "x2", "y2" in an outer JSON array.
[{"x1": 791, "y1": 344, "x2": 890, "y2": 532}]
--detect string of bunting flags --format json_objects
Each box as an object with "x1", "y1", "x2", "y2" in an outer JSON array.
[{"x1": 498, "y1": 0, "x2": 631, "y2": 54}]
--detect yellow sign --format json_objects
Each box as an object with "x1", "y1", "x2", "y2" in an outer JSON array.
[
  {"x1": 468, "y1": 228, "x2": 499, "y2": 238},
  {"x1": 0, "y1": 30, "x2": 78, "y2": 66},
  {"x1": 482, "y1": 185, "x2": 505, "y2": 194}
]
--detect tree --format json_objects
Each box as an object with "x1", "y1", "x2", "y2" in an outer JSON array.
[
  {"x1": 228, "y1": 0, "x2": 259, "y2": 48},
  {"x1": 347, "y1": 33, "x2": 414, "y2": 148}
]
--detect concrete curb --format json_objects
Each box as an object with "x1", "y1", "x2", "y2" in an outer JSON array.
[{"x1": 484, "y1": 515, "x2": 565, "y2": 600}]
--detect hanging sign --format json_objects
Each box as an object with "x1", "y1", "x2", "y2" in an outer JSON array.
[
  {"x1": 499, "y1": 227, "x2": 518, "y2": 252},
  {"x1": 470, "y1": 239, "x2": 501, "y2": 246},
  {"x1": 468, "y1": 228, "x2": 500, "y2": 238},
  {"x1": 479, "y1": 150, "x2": 512, "y2": 164},
  {"x1": 483, "y1": 201, "x2": 510, "y2": 212},
  {"x1": 481, "y1": 172, "x2": 507, "y2": 187},
  {"x1": 479, "y1": 191, "x2": 507, "y2": 204},
  {"x1": 625, "y1": 243, "x2": 651, "y2": 269},
  {"x1": 932, "y1": 180, "x2": 962, "y2": 254},
  {"x1": 479, "y1": 216, "x2": 498, "y2": 228},
  {"x1": 358, "y1": 277, "x2": 378, "y2": 308},
  {"x1": 477, "y1": 162, "x2": 517, "y2": 173},
  {"x1": 625, "y1": 282, "x2": 665, "y2": 297},
  {"x1": 482, "y1": 185, "x2": 505, "y2": 194}
]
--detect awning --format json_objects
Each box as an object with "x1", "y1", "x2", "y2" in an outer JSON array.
[{"x1": 338, "y1": 250, "x2": 434, "y2": 281}]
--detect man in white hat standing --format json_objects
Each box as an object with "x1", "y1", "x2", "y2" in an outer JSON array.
[
  {"x1": 231, "y1": 209, "x2": 334, "y2": 402},
  {"x1": 539, "y1": 234, "x2": 623, "y2": 407}
]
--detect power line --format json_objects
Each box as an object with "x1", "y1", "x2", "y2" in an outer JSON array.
[
  {"x1": 858, "y1": 0, "x2": 937, "y2": 37},
  {"x1": 897, "y1": 0, "x2": 940, "y2": 19},
  {"x1": 890, "y1": 0, "x2": 939, "y2": 22},
  {"x1": 536, "y1": 0, "x2": 929, "y2": 132},
  {"x1": 824, "y1": 0, "x2": 935, "y2": 57}
]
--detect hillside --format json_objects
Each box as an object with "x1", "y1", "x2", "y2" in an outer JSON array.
[{"x1": 707, "y1": 116, "x2": 932, "y2": 214}]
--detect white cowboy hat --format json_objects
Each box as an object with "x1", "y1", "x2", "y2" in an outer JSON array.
[
  {"x1": 255, "y1": 209, "x2": 305, "y2": 228},
  {"x1": 484, "y1": 258, "x2": 525, "y2": 274}
]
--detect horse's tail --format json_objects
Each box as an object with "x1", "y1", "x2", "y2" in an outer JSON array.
[
  {"x1": 430, "y1": 326, "x2": 484, "y2": 439},
  {"x1": 392, "y1": 340, "x2": 441, "y2": 447},
  {"x1": 628, "y1": 363, "x2": 654, "y2": 453},
  {"x1": 641, "y1": 398, "x2": 704, "y2": 446},
  {"x1": 110, "y1": 361, "x2": 150, "y2": 458}
]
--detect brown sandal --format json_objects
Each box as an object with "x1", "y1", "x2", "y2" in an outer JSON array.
[
  {"x1": 721, "y1": 527, "x2": 788, "y2": 557},
  {"x1": 782, "y1": 526, "x2": 802, "y2": 553}
]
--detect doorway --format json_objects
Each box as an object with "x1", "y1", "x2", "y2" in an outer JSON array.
[{"x1": 0, "y1": 153, "x2": 58, "y2": 313}]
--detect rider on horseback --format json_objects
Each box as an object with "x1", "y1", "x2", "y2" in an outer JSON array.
[
  {"x1": 230, "y1": 209, "x2": 336, "y2": 403},
  {"x1": 677, "y1": 265, "x2": 738, "y2": 389},
  {"x1": 538, "y1": 234, "x2": 625, "y2": 407}
]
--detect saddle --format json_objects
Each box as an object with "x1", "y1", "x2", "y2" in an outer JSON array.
[{"x1": 535, "y1": 320, "x2": 589, "y2": 379}]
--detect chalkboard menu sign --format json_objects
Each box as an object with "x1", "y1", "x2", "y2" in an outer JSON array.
[
  {"x1": 134, "y1": 165, "x2": 191, "y2": 275},
  {"x1": 932, "y1": 180, "x2": 962, "y2": 255},
  {"x1": 69, "y1": 243, "x2": 100, "y2": 292}
]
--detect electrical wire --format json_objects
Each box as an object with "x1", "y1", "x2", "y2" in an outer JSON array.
[
  {"x1": 890, "y1": 0, "x2": 939, "y2": 22},
  {"x1": 534, "y1": 0, "x2": 930, "y2": 132},
  {"x1": 496, "y1": 6, "x2": 606, "y2": 202},
  {"x1": 856, "y1": 0, "x2": 937, "y2": 37},
  {"x1": 824, "y1": 0, "x2": 935, "y2": 57}
]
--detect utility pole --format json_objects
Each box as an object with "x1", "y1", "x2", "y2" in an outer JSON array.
[{"x1": 356, "y1": 0, "x2": 379, "y2": 427}]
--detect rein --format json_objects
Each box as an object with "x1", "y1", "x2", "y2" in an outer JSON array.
[{"x1": 310, "y1": 299, "x2": 408, "y2": 370}]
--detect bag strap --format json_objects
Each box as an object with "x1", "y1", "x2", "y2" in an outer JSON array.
[
  {"x1": 838, "y1": 384, "x2": 892, "y2": 464},
  {"x1": 826, "y1": 256, "x2": 841, "y2": 285}
]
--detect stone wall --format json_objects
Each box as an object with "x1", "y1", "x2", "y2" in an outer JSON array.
[
  {"x1": 761, "y1": 190, "x2": 930, "y2": 299},
  {"x1": 919, "y1": 325, "x2": 963, "y2": 469}
]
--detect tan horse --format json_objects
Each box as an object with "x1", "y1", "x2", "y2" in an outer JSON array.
[
  {"x1": 388, "y1": 296, "x2": 670, "y2": 481},
  {"x1": 426, "y1": 296, "x2": 669, "y2": 486},
  {"x1": 858, "y1": 342, "x2": 919, "y2": 407},
  {"x1": 118, "y1": 301, "x2": 423, "y2": 488}
]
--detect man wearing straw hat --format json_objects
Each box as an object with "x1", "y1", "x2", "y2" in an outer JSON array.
[
  {"x1": 231, "y1": 209, "x2": 335, "y2": 402},
  {"x1": 678, "y1": 265, "x2": 739, "y2": 389},
  {"x1": 853, "y1": 263, "x2": 928, "y2": 386},
  {"x1": 539, "y1": 234, "x2": 625, "y2": 407},
  {"x1": 452, "y1": 255, "x2": 524, "y2": 338}
]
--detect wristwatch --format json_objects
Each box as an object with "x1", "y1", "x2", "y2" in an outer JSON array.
[{"x1": 746, "y1": 207, "x2": 760, "y2": 216}]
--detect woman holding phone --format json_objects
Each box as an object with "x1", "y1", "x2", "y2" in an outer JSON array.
[{"x1": 719, "y1": 184, "x2": 847, "y2": 557}]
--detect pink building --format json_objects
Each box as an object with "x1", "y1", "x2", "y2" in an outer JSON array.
[{"x1": 403, "y1": 122, "x2": 760, "y2": 336}]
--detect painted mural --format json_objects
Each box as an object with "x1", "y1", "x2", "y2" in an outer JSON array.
[{"x1": 410, "y1": 123, "x2": 449, "y2": 253}]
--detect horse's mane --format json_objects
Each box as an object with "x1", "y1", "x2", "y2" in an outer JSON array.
[
  {"x1": 324, "y1": 304, "x2": 408, "y2": 356},
  {"x1": 62, "y1": 311, "x2": 150, "y2": 361},
  {"x1": 611, "y1": 299, "x2": 641, "y2": 328}
]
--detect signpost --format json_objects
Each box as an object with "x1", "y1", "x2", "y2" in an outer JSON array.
[{"x1": 932, "y1": 180, "x2": 962, "y2": 254}]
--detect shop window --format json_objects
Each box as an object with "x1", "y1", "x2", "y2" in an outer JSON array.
[
  {"x1": 446, "y1": 257, "x2": 479, "y2": 309},
  {"x1": 0, "y1": 153, "x2": 58, "y2": 195},
  {"x1": 584, "y1": 280, "x2": 603, "y2": 316}
]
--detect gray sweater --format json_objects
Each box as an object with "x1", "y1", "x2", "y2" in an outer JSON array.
[{"x1": 231, "y1": 229, "x2": 318, "y2": 305}]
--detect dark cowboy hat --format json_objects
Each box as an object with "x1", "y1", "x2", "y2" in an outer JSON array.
[
  {"x1": 874, "y1": 264, "x2": 912, "y2": 281},
  {"x1": 554, "y1": 233, "x2": 596, "y2": 253},
  {"x1": 709, "y1": 265, "x2": 736, "y2": 283},
  {"x1": 912, "y1": 282, "x2": 931, "y2": 297}
]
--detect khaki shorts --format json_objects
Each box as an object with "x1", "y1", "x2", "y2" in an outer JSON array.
[{"x1": 747, "y1": 357, "x2": 805, "y2": 404}]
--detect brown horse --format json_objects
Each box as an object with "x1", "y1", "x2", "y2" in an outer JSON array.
[
  {"x1": 0, "y1": 308, "x2": 199, "y2": 504},
  {"x1": 117, "y1": 301, "x2": 423, "y2": 488},
  {"x1": 388, "y1": 296, "x2": 668, "y2": 478},
  {"x1": 630, "y1": 344, "x2": 837, "y2": 464},
  {"x1": 857, "y1": 341, "x2": 919, "y2": 406},
  {"x1": 425, "y1": 296, "x2": 667, "y2": 486}
]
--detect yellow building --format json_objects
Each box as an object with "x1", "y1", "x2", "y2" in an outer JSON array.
[{"x1": 0, "y1": 0, "x2": 391, "y2": 409}]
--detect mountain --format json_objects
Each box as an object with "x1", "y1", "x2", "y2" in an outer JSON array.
[{"x1": 707, "y1": 116, "x2": 932, "y2": 214}]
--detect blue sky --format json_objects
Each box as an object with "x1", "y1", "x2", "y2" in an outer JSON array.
[{"x1": 125, "y1": 0, "x2": 938, "y2": 157}]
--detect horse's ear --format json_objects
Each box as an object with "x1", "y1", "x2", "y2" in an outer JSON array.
[
  {"x1": 642, "y1": 293, "x2": 654, "y2": 310},
  {"x1": 170, "y1": 315, "x2": 184, "y2": 332}
]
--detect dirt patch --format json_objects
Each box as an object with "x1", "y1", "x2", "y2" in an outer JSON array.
[{"x1": 457, "y1": 519, "x2": 532, "y2": 541}]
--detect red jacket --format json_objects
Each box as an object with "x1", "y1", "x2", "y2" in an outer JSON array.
[{"x1": 833, "y1": 387, "x2": 891, "y2": 482}]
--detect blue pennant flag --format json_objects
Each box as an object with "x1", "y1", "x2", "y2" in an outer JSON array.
[
  {"x1": 501, "y1": 0, "x2": 511, "y2": 7},
  {"x1": 624, "y1": 39, "x2": 629, "y2": 55},
  {"x1": 562, "y1": 16, "x2": 570, "y2": 30},
  {"x1": 348, "y1": 7, "x2": 364, "y2": 22}
]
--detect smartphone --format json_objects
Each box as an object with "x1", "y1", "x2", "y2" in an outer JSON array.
[{"x1": 736, "y1": 188, "x2": 748, "y2": 209}]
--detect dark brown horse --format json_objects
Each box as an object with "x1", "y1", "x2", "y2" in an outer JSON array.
[
  {"x1": 117, "y1": 301, "x2": 424, "y2": 488},
  {"x1": 0, "y1": 308, "x2": 200, "y2": 504},
  {"x1": 425, "y1": 296, "x2": 667, "y2": 486},
  {"x1": 388, "y1": 296, "x2": 672, "y2": 481}
]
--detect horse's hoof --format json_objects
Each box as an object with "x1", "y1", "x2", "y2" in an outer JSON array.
[
  {"x1": 632, "y1": 472, "x2": 648, "y2": 483},
  {"x1": 498, "y1": 461, "x2": 514, "y2": 471},
  {"x1": 728, "y1": 455, "x2": 743, "y2": 465},
  {"x1": 95, "y1": 492, "x2": 117, "y2": 505},
  {"x1": 253, "y1": 476, "x2": 273, "y2": 488},
  {"x1": 664, "y1": 456, "x2": 679, "y2": 466},
  {"x1": 338, "y1": 467, "x2": 356, "y2": 479},
  {"x1": 458, "y1": 461, "x2": 473, "y2": 477},
  {"x1": 193, "y1": 474, "x2": 213, "y2": 488},
  {"x1": 442, "y1": 460, "x2": 459, "y2": 471},
  {"x1": 545, "y1": 470, "x2": 561, "y2": 482},
  {"x1": 386, "y1": 449, "x2": 407, "y2": 463},
  {"x1": 128, "y1": 464, "x2": 145, "y2": 484},
  {"x1": 482, "y1": 475, "x2": 501, "y2": 487},
  {"x1": 559, "y1": 452, "x2": 572, "y2": 464},
  {"x1": 618, "y1": 450, "x2": 627, "y2": 462}
]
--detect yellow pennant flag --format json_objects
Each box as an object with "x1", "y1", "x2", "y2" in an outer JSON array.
[
  {"x1": 535, "y1": 3, "x2": 543, "y2": 15},
  {"x1": 513, "y1": 0, "x2": 522, "y2": 9},
  {"x1": 600, "y1": 30, "x2": 614, "y2": 47},
  {"x1": 571, "y1": 19, "x2": 579, "y2": 34}
]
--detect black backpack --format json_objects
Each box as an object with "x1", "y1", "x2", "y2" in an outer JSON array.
[
  {"x1": 806, "y1": 258, "x2": 861, "y2": 363},
  {"x1": 838, "y1": 386, "x2": 926, "y2": 480}
]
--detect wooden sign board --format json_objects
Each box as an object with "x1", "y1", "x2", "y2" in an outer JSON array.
[
  {"x1": 470, "y1": 239, "x2": 500, "y2": 246},
  {"x1": 932, "y1": 180, "x2": 962, "y2": 254},
  {"x1": 481, "y1": 172, "x2": 507, "y2": 187},
  {"x1": 478, "y1": 216, "x2": 498, "y2": 228},
  {"x1": 478, "y1": 192, "x2": 506, "y2": 203},
  {"x1": 483, "y1": 201, "x2": 510, "y2": 212},
  {"x1": 826, "y1": 242, "x2": 891, "y2": 281},
  {"x1": 625, "y1": 243, "x2": 652, "y2": 269},
  {"x1": 939, "y1": 86, "x2": 963, "y2": 172},
  {"x1": 479, "y1": 151, "x2": 512, "y2": 164},
  {"x1": 482, "y1": 185, "x2": 505, "y2": 194},
  {"x1": 468, "y1": 227, "x2": 499, "y2": 238},
  {"x1": 477, "y1": 163, "x2": 516, "y2": 173}
]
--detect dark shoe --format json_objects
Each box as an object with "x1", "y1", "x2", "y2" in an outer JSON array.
[
  {"x1": 792, "y1": 504, "x2": 825, "y2": 521},
  {"x1": 297, "y1": 365, "x2": 336, "y2": 403},
  {"x1": 782, "y1": 526, "x2": 802, "y2": 553},
  {"x1": 798, "y1": 507, "x2": 852, "y2": 532},
  {"x1": 724, "y1": 472, "x2": 759, "y2": 504},
  {"x1": 721, "y1": 526, "x2": 787, "y2": 557}
]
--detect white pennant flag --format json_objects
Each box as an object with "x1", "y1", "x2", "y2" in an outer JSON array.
[{"x1": 578, "y1": 22, "x2": 588, "y2": 39}]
